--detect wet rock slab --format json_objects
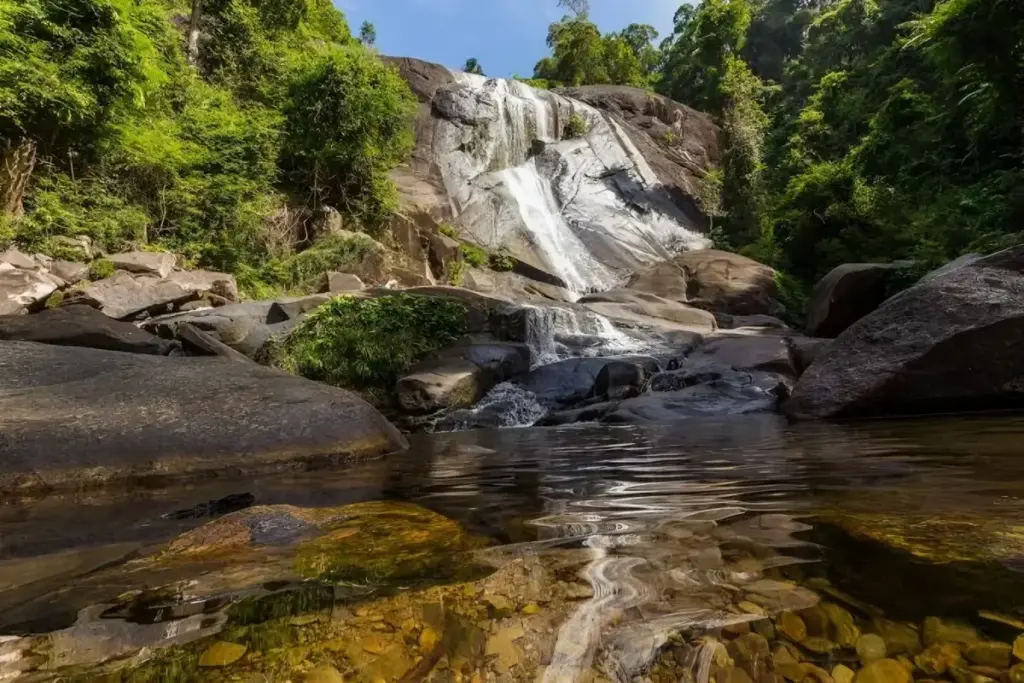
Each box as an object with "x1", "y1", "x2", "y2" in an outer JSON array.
[{"x1": 0, "y1": 341, "x2": 406, "y2": 496}]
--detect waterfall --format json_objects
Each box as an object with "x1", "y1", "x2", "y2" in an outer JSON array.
[
  {"x1": 525, "y1": 305, "x2": 646, "y2": 366},
  {"x1": 500, "y1": 162, "x2": 618, "y2": 296}
]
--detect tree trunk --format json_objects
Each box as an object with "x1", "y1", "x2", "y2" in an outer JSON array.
[
  {"x1": 1, "y1": 138, "x2": 36, "y2": 220},
  {"x1": 187, "y1": 0, "x2": 202, "y2": 66}
]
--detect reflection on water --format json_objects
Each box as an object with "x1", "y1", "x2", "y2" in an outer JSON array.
[{"x1": 4, "y1": 414, "x2": 1024, "y2": 681}]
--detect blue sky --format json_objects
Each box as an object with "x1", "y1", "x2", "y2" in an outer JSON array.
[{"x1": 334, "y1": 0, "x2": 686, "y2": 79}]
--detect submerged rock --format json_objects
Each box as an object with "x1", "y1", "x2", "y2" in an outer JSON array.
[
  {"x1": 516, "y1": 356, "x2": 658, "y2": 408},
  {"x1": 788, "y1": 246, "x2": 1024, "y2": 419},
  {"x1": 396, "y1": 343, "x2": 531, "y2": 414},
  {"x1": 0, "y1": 341, "x2": 406, "y2": 495}
]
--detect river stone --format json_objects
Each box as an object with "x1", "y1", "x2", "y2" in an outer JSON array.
[
  {"x1": 728, "y1": 633, "x2": 771, "y2": 677},
  {"x1": 806, "y1": 263, "x2": 904, "y2": 338},
  {"x1": 872, "y1": 619, "x2": 922, "y2": 655},
  {"x1": 688, "y1": 334, "x2": 798, "y2": 378},
  {"x1": 916, "y1": 643, "x2": 965, "y2": 675},
  {"x1": 165, "y1": 269, "x2": 239, "y2": 302},
  {"x1": 966, "y1": 642, "x2": 1012, "y2": 669},
  {"x1": 516, "y1": 356, "x2": 658, "y2": 408},
  {"x1": 0, "y1": 263, "x2": 58, "y2": 309},
  {"x1": 1014, "y1": 635, "x2": 1024, "y2": 661},
  {"x1": 0, "y1": 341, "x2": 406, "y2": 495},
  {"x1": 1010, "y1": 664, "x2": 1024, "y2": 683},
  {"x1": 397, "y1": 343, "x2": 531, "y2": 413},
  {"x1": 800, "y1": 606, "x2": 830, "y2": 637},
  {"x1": 856, "y1": 659, "x2": 913, "y2": 683},
  {"x1": 0, "y1": 249, "x2": 39, "y2": 271},
  {"x1": 601, "y1": 372, "x2": 784, "y2": 424},
  {"x1": 305, "y1": 665, "x2": 345, "y2": 683},
  {"x1": 0, "y1": 305, "x2": 176, "y2": 355},
  {"x1": 49, "y1": 260, "x2": 90, "y2": 285},
  {"x1": 802, "y1": 637, "x2": 837, "y2": 654},
  {"x1": 788, "y1": 246, "x2": 1024, "y2": 419},
  {"x1": 198, "y1": 641, "x2": 247, "y2": 667},
  {"x1": 858, "y1": 634, "x2": 889, "y2": 665},
  {"x1": 833, "y1": 665, "x2": 856, "y2": 683},
  {"x1": 779, "y1": 612, "x2": 808, "y2": 642},
  {"x1": 109, "y1": 251, "x2": 176, "y2": 279},
  {"x1": 922, "y1": 617, "x2": 979, "y2": 647},
  {"x1": 951, "y1": 666, "x2": 998, "y2": 683},
  {"x1": 821, "y1": 603, "x2": 860, "y2": 647},
  {"x1": 70, "y1": 271, "x2": 195, "y2": 320},
  {"x1": 0, "y1": 300, "x2": 25, "y2": 315}
]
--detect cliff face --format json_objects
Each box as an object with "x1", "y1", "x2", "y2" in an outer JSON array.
[{"x1": 383, "y1": 57, "x2": 721, "y2": 296}]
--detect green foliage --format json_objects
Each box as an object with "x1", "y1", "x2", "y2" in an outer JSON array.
[
  {"x1": 89, "y1": 258, "x2": 115, "y2": 280},
  {"x1": 445, "y1": 259, "x2": 466, "y2": 286},
  {"x1": 489, "y1": 250, "x2": 516, "y2": 272},
  {"x1": 459, "y1": 242, "x2": 488, "y2": 268},
  {"x1": 533, "y1": 16, "x2": 660, "y2": 88},
  {"x1": 274, "y1": 294, "x2": 467, "y2": 397},
  {"x1": 359, "y1": 20, "x2": 376, "y2": 47},
  {"x1": 464, "y1": 58, "x2": 485, "y2": 76},
  {"x1": 438, "y1": 223, "x2": 458, "y2": 239},
  {"x1": 564, "y1": 113, "x2": 590, "y2": 138},
  {"x1": 773, "y1": 270, "x2": 809, "y2": 327},
  {"x1": 282, "y1": 47, "x2": 416, "y2": 229},
  {"x1": 2, "y1": 0, "x2": 415, "y2": 287}
]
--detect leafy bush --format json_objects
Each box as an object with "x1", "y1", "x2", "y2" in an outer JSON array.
[
  {"x1": 774, "y1": 271, "x2": 809, "y2": 328},
  {"x1": 564, "y1": 113, "x2": 590, "y2": 138},
  {"x1": 445, "y1": 260, "x2": 466, "y2": 286},
  {"x1": 459, "y1": 243, "x2": 488, "y2": 268},
  {"x1": 88, "y1": 259, "x2": 115, "y2": 280},
  {"x1": 282, "y1": 47, "x2": 417, "y2": 230},
  {"x1": 489, "y1": 250, "x2": 516, "y2": 272},
  {"x1": 273, "y1": 294, "x2": 467, "y2": 399},
  {"x1": 437, "y1": 223, "x2": 458, "y2": 239}
]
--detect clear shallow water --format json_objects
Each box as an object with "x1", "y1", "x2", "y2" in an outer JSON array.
[{"x1": 5, "y1": 414, "x2": 1024, "y2": 681}]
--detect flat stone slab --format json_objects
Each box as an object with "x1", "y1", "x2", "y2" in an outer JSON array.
[{"x1": 0, "y1": 341, "x2": 407, "y2": 496}]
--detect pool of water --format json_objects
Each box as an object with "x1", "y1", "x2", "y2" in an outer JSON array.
[{"x1": 5, "y1": 414, "x2": 1024, "y2": 682}]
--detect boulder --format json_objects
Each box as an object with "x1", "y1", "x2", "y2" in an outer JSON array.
[
  {"x1": 601, "y1": 373, "x2": 787, "y2": 425},
  {"x1": 786, "y1": 336, "x2": 832, "y2": 375},
  {"x1": 629, "y1": 250, "x2": 780, "y2": 315},
  {"x1": 49, "y1": 260, "x2": 90, "y2": 285},
  {"x1": 806, "y1": 263, "x2": 903, "y2": 338},
  {"x1": 392, "y1": 267, "x2": 433, "y2": 287},
  {"x1": 175, "y1": 323, "x2": 253, "y2": 363},
  {"x1": 0, "y1": 305, "x2": 176, "y2": 355},
  {"x1": 322, "y1": 272, "x2": 364, "y2": 293},
  {"x1": 0, "y1": 341, "x2": 407, "y2": 495},
  {"x1": 0, "y1": 300, "x2": 25, "y2": 315},
  {"x1": 921, "y1": 253, "x2": 982, "y2": 283},
  {"x1": 787, "y1": 246, "x2": 1024, "y2": 420},
  {"x1": 516, "y1": 356, "x2": 659, "y2": 408},
  {"x1": 578, "y1": 289, "x2": 718, "y2": 332},
  {"x1": 109, "y1": 251, "x2": 176, "y2": 279},
  {"x1": 396, "y1": 343, "x2": 531, "y2": 414},
  {"x1": 688, "y1": 335, "x2": 798, "y2": 378},
  {"x1": 143, "y1": 295, "x2": 331, "y2": 359},
  {"x1": 0, "y1": 249, "x2": 39, "y2": 271},
  {"x1": 0, "y1": 263, "x2": 59, "y2": 310},
  {"x1": 68, "y1": 272, "x2": 195, "y2": 320},
  {"x1": 721, "y1": 314, "x2": 790, "y2": 331},
  {"x1": 165, "y1": 270, "x2": 239, "y2": 302}
]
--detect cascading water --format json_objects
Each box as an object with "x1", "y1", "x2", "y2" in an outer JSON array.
[
  {"x1": 438, "y1": 70, "x2": 710, "y2": 297},
  {"x1": 525, "y1": 305, "x2": 646, "y2": 367},
  {"x1": 500, "y1": 163, "x2": 619, "y2": 295}
]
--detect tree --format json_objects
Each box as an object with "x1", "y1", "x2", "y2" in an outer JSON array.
[
  {"x1": 359, "y1": 20, "x2": 376, "y2": 46},
  {"x1": 557, "y1": 0, "x2": 589, "y2": 16},
  {"x1": 464, "y1": 58, "x2": 485, "y2": 76},
  {"x1": 534, "y1": 16, "x2": 607, "y2": 86},
  {"x1": 0, "y1": 0, "x2": 145, "y2": 219}
]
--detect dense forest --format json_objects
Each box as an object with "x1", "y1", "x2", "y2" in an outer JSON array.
[
  {"x1": 1, "y1": 0, "x2": 1021, "y2": 296},
  {"x1": 0, "y1": 0, "x2": 414, "y2": 294},
  {"x1": 534, "y1": 0, "x2": 1024, "y2": 284}
]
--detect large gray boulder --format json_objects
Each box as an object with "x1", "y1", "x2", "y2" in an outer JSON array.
[
  {"x1": 396, "y1": 343, "x2": 531, "y2": 414},
  {"x1": 69, "y1": 272, "x2": 195, "y2": 320},
  {"x1": 0, "y1": 341, "x2": 407, "y2": 496},
  {"x1": 805, "y1": 263, "x2": 903, "y2": 338},
  {"x1": 788, "y1": 246, "x2": 1024, "y2": 420},
  {"x1": 0, "y1": 305, "x2": 176, "y2": 355},
  {"x1": 516, "y1": 356, "x2": 659, "y2": 408},
  {"x1": 109, "y1": 251, "x2": 176, "y2": 279}
]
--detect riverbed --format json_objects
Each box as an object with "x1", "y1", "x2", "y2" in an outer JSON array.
[{"x1": 4, "y1": 413, "x2": 1024, "y2": 681}]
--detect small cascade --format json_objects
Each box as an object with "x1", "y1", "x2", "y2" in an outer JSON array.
[
  {"x1": 525, "y1": 305, "x2": 646, "y2": 366},
  {"x1": 436, "y1": 382, "x2": 547, "y2": 431},
  {"x1": 501, "y1": 162, "x2": 618, "y2": 295}
]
